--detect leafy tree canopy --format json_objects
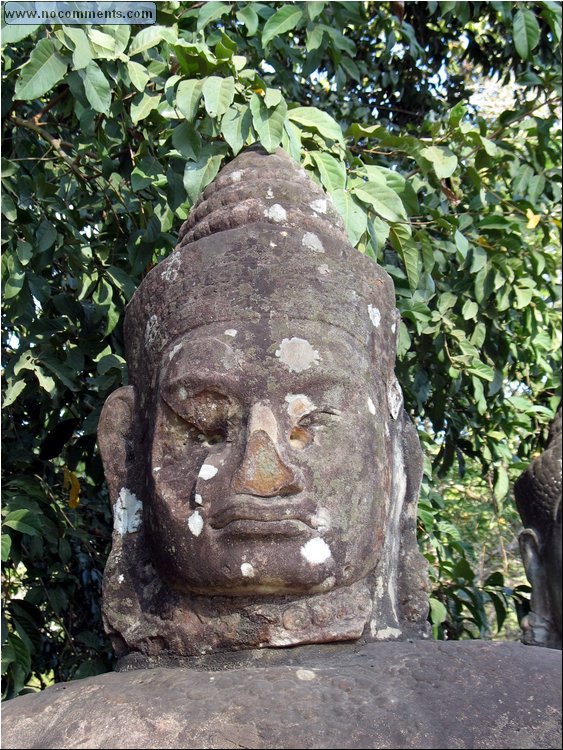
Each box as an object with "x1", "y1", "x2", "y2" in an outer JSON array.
[{"x1": 1, "y1": 1, "x2": 561, "y2": 697}]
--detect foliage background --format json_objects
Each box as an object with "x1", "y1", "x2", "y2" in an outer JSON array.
[{"x1": 1, "y1": 1, "x2": 561, "y2": 697}]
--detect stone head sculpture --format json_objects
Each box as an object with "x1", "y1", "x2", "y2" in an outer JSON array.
[
  {"x1": 98, "y1": 146, "x2": 429, "y2": 666},
  {"x1": 514, "y1": 405, "x2": 562, "y2": 650}
]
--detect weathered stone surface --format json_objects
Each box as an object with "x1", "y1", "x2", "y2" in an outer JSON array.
[
  {"x1": 97, "y1": 145, "x2": 430, "y2": 664},
  {"x1": 2, "y1": 641, "x2": 561, "y2": 749},
  {"x1": 514, "y1": 405, "x2": 562, "y2": 649}
]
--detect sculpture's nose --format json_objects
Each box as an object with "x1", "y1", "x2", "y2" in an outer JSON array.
[{"x1": 232, "y1": 403, "x2": 302, "y2": 497}]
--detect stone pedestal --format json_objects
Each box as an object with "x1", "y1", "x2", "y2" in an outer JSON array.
[{"x1": 2, "y1": 641, "x2": 561, "y2": 749}]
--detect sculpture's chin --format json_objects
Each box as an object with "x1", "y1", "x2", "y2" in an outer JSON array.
[{"x1": 184, "y1": 574, "x2": 338, "y2": 598}]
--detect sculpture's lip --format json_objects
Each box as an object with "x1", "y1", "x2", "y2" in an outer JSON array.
[
  {"x1": 214, "y1": 518, "x2": 312, "y2": 537},
  {"x1": 209, "y1": 502, "x2": 315, "y2": 531}
]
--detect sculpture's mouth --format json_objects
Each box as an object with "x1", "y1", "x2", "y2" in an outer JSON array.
[
  {"x1": 213, "y1": 518, "x2": 312, "y2": 537},
  {"x1": 209, "y1": 500, "x2": 316, "y2": 535}
]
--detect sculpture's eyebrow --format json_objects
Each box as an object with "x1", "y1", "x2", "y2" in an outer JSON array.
[
  {"x1": 163, "y1": 371, "x2": 244, "y2": 400},
  {"x1": 284, "y1": 372, "x2": 354, "y2": 393}
]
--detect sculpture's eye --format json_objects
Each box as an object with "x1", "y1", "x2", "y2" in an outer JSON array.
[
  {"x1": 196, "y1": 426, "x2": 228, "y2": 447},
  {"x1": 290, "y1": 410, "x2": 339, "y2": 449},
  {"x1": 290, "y1": 425, "x2": 313, "y2": 450},
  {"x1": 162, "y1": 387, "x2": 240, "y2": 447}
]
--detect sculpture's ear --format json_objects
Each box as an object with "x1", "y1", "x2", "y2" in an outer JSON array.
[
  {"x1": 396, "y1": 410, "x2": 431, "y2": 636},
  {"x1": 519, "y1": 527, "x2": 551, "y2": 617},
  {"x1": 98, "y1": 386, "x2": 136, "y2": 503},
  {"x1": 519, "y1": 528, "x2": 545, "y2": 589}
]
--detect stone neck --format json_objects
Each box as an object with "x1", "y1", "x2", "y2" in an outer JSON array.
[{"x1": 103, "y1": 528, "x2": 379, "y2": 667}]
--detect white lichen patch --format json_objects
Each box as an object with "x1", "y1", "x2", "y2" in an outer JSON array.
[
  {"x1": 194, "y1": 493, "x2": 203, "y2": 505},
  {"x1": 387, "y1": 375, "x2": 403, "y2": 420},
  {"x1": 113, "y1": 488, "x2": 143, "y2": 535},
  {"x1": 300, "y1": 537, "x2": 332, "y2": 564},
  {"x1": 372, "y1": 626, "x2": 402, "y2": 640},
  {"x1": 368, "y1": 304, "x2": 381, "y2": 328},
  {"x1": 240, "y1": 563, "x2": 255, "y2": 578},
  {"x1": 275, "y1": 338, "x2": 320, "y2": 373},
  {"x1": 368, "y1": 396, "x2": 376, "y2": 415},
  {"x1": 198, "y1": 464, "x2": 218, "y2": 480},
  {"x1": 302, "y1": 231, "x2": 324, "y2": 253},
  {"x1": 178, "y1": 386, "x2": 188, "y2": 401},
  {"x1": 230, "y1": 170, "x2": 243, "y2": 183},
  {"x1": 224, "y1": 329, "x2": 237, "y2": 337},
  {"x1": 264, "y1": 204, "x2": 287, "y2": 223},
  {"x1": 285, "y1": 393, "x2": 316, "y2": 421},
  {"x1": 318, "y1": 264, "x2": 330, "y2": 275},
  {"x1": 144, "y1": 314, "x2": 161, "y2": 349},
  {"x1": 311, "y1": 508, "x2": 331, "y2": 533},
  {"x1": 269, "y1": 241, "x2": 277, "y2": 248},
  {"x1": 118, "y1": 574, "x2": 125, "y2": 584},
  {"x1": 266, "y1": 187, "x2": 274, "y2": 199},
  {"x1": 188, "y1": 510, "x2": 204, "y2": 537},
  {"x1": 168, "y1": 342, "x2": 183, "y2": 361},
  {"x1": 374, "y1": 576, "x2": 384, "y2": 600},
  {"x1": 310, "y1": 198, "x2": 327, "y2": 214},
  {"x1": 296, "y1": 669, "x2": 316, "y2": 681},
  {"x1": 161, "y1": 252, "x2": 181, "y2": 282}
]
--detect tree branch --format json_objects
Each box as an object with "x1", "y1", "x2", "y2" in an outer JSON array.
[{"x1": 11, "y1": 115, "x2": 87, "y2": 182}]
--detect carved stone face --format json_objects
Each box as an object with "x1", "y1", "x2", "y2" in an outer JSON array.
[{"x1": 146, "y1": 318, "x2": 393, "y2": 596}]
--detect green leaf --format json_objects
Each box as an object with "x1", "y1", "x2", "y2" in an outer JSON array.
[
  {"x1": 86, "y1": 29, "x2": 117, "y2": 59},
  {"x1": 493, "y1": 466, "x2": 509, "y2": 501},
  {"x1": 262, "y1": 5, "x2": 304, "y2": 47},
  {"x1": 79, "y1": 62, "x2": 111, "y2": 115},
  {"x1": 420, "y1": 146, "x2": 458, "y2": 179},
  {"x1": 307, "y1": 2, "x2": 326, "y2": 20},
  {"x1": 454, "y1": 229, "x2": 469, "y2": 258},
  {"x1": 513, "y1": 8, "x2": 540, "y2": 60},
  {"x1": 183, "y1": 151, "x2": 224, "y2": 203},
  {"x1": 249, "y1": 94, "x2": 287, "y2": 153},
  {"x1": 448, "y1": 102, "x2": 466, "y2": 127},
  {"x1": 63, "y1": 27, "x2": 92, "y2": 70},
  {"x1": 130, "y1": 92, "x2": 161, "y2": 124},
  {"x1": 2, "y1": 378, "x2": 27, "y2": 408},
  {"x1": 462, "y1": 299, "x2": 478, "y2": 320},
  {"x1": 1, "y1": 24, "x2": 40, "y2": 45},
  {"x1": 467, "y1": 360, "x2": 495, "y2": 382},
  {"x1": 3, "y1": 510, "x2": 40, "y2": 537},
  {"x1": 1, "y1": 534, "x2": 11, "y2": 562},
  {"x1": 175, "y1": 79, "x2": 203, "y2": 121},
  {"x1": 264, "y1": 88, "x2": 283, "y2": 108},
  {"x1": 127, "y1": 60, "x2": 150, "y2": 92},
  {"x1": 353, "y1": 181, "x2": 407, "y2": 223},
  {"x1": 2, "y1": 194, "x2": 17, "y2": 222},
  {"x1": 196, "y1": 1, "x2": 232, "y2": 31},
  {"x1": 429, "y1": 597, "x2": 448, "y2": 625},
  {"x1": 390, "y1": 224, "x2": 419, "y2": 291},
  {"x1": 311, "y1": 152, "x2": 346, "y2": 191},
  {"x1": 128, "y1": 25, "x2": 176, "y2": 56},
  {"x1": 363, "y1": 166, "x2": 420, "y2": 216},
  {"x1": 14, "y1": 38, "x2": 68, "y2": 101},
  {"x1": 514, "y1": 287, "x2": 534, "y2": 309},
  {"x1": 202, "y1": 76, "x2": 235, "y2": 118},
  {"x1": 288, "y1": 106, "x2": 343, "y2": 144},
  {"x1": 331, "y1": 189, "x2": 367, "y2": 246},
  {"x1": 221, "y1": 105, "x2": 251, "y2": 155},
  {"x1": 236, "y1": 5, "x2": 259, "y2": 36},
  {"x1": 306, "y1": 26, "x2": 324, "y2": 52}
]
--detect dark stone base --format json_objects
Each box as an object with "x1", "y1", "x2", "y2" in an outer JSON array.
[{"x1": 2, "y1": 641, "x2": 561, "y2": 749}]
